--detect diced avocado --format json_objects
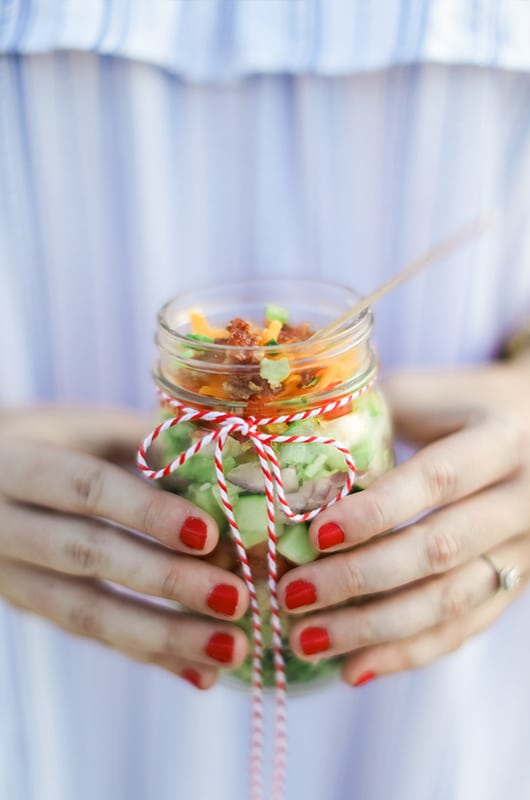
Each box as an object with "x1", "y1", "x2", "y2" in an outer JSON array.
[
  {"x1": 260, "y1": 356, "x2": 291, "y2": 387},
  {"x1": 231, "y1": 494, "x2": 283, "y2": 549},
  {"x1": 184, "y1": 483, "x2": 228, "y2": 531},
  {"x1": 277, "y1": 523, "x2": 319, "y2": 565},
  {"x1": 265, "y1": 304, "x2": 289, "y2": 324}
]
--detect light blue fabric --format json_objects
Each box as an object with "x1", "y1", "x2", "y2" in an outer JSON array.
[
  {"x1": 1, "y1": 4, "x2": 530, "y2": 800},
  {"x1": 1, "y1": 0, "x2": 530, "y2": 78}
]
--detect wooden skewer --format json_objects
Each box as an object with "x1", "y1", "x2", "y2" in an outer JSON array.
[{"x1": 310, "y1": 212, "x2": 496, "y2": 341}]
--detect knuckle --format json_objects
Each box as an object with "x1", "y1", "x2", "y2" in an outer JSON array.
[
  {"x1": 64, "y1": 531, "x2": 104, "y2": 576},
  {"x1": 353, "y1": 610, "x2": 377, "y2": 646},
  {"x1": 160, "y1": 561, "x2": 183, "y2": 599},
  {"x1": 438, "y1": 582, "x2": 471, "y2": 622},
  {"x1": 71, "y1": 465, "x2": 105, "y2": 513},
  {"x1": 420, "y1": 458, "x2": 458, "y2": 507},
  {"x1": 342, "y1": 556, "x2": 366, "y2": 598},
  {"x1": 443, "y1": 625, "x2": 467, "y2": 656},
  {"x1": 68, "y1": 598, "x2": 104, "y2": 640},
  {"x1": 393, "y1": 642, "x2": 417, "y2": 671},
  {"x1": 162, "y1": 621, "x2": 182, "y2": 655},
  {"x1": 363, "y1": 492, "x2": 387, "y2": 533},
  {"x1": 424, "y1": 528, "x2": 461, "y2": 573},
  {"x1": 140, "y1": 495, "x2": 164, "y2": 539},
  {"x1": 494, "y1": 411, "x2": 527, "y2": 468}
]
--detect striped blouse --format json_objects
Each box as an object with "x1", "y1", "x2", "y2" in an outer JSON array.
[{"x1": 1, "y1": 3, "x2": 530, "y2": 800}]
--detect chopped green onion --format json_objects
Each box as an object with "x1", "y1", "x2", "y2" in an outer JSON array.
[
  {"x1": 264, "y1": 338, "x2": 279, "y2": 346},
  {"x1": 186, "y1": 333, "x2": 214, "y2": 343},
  {"x1": 265, "y1": 304, "x2": 289, "y2": 324},
  {"x1": 259, "y1": 356, "x2": 291, "y2": 387}
]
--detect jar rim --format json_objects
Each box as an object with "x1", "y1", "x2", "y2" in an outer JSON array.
[{"x1": 157, "y1": 277, "x2": 373, "y2": 355}]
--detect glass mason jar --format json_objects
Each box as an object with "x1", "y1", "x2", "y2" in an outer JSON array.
[{"x1": 152, "y1": 278, "x2": 393, "y2": 690}]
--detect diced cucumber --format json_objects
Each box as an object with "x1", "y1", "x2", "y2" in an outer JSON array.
[
  {"x1": 279, "y1": 442, "x2": 323, "y2": 467},
  {"x1": 231, "y1": 494, "x2": 283, "y2": 550},
  {"x1": 322, "y1": 444, "x2": 348, "y2": 472},
  {"x1": 284, "y1": 419, "x2": 318, "y2": 436},
  {"x1": 161, "y1": 420, "x2": 196, "y2": 454},
  {"x1": 211, "y1": 483, "x2": 241, "y2": 514},
  {"x1": 177, "y1": 454, "x2": 236, "y2": 484},
  {"x1": 353, "y1": 388, "x2": 385, "y2": 417},
  {"x1": 350, "y1": 438, "x2": 375, "y2": 471},
  {"x1": 303, "y1": 453, "x2": 328, "y2": 479},
  {"x1": 277, "y1": 523, "x2": 319, "y2": 565},
  {"x1": 184, "y1": 483, "x2": 228, "y2": 531}
]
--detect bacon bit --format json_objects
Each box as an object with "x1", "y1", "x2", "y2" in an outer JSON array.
[
  {"x1": 225, "y1": 318, "x2": 260, "y2": 364},
  {"x1": 299, "y1": 369, "x2": 318, "y2": 388},
  {"x1": 277, "y1": 322, "x2": 313, "y2": 344},
  {"x1": 222, "y1": 375, "x2": 266, "y2": 401}
]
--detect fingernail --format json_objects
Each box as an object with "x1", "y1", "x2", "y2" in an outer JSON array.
[
  {"x1": 318, "y1": 521, "x2": 345, "y2": 550},
  {"x1": 207, "y1": 584, "x2": 239, "y2": 616},
  {"x1": 179, "y1": 516, "x2": 208, "y2": 550},
  {"x1": 354, "y1": 671, "x2": 376, "y2": 687},
  {"x1": 205, "y1": 632, "x2": 234, "y2": 663},
  {"x1": 182, "y1": 668, "x2": 202, "y2": 689},
  {"x1": 300, "y1": 626, "x2": 330, "y2": 655},
  {"x1": 285, "y1": 579, "x2": 317, "y2": 610}
]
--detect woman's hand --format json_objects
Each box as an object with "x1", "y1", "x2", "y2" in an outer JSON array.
[
  {"x1": 277, "y1": 358, "x2": 530, "y2": 686},
  {"x1": 0, "y1": 407, "x2": 249, "y2": 689}
]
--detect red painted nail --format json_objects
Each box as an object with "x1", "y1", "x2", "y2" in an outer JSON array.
[
  {"x1": 207, "y1": 584, "x2": 239, "y2": 616},
  {"x1": 318, "y1": 521, "x2": 345, "y2": 550},
  {"x1": 285, "y1": 579, "x2": 317, "y2": 610},
  {"x1": 182, "y1": 668, "x2": 202, "y2": 689},
  {"x1": 205, "y1": 632, "x2": 234, "y2": 664},
  {"x1": 179, "y1": 516, "x2": 208, "y2": 550},
  {"x1": 354, "y1": 671, "x2": 376, "y2": 687},
  {"x1": 300, "y1": 626, "x2": 330, "y2": 656}
]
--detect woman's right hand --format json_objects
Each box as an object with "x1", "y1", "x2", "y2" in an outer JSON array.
[{"x1": 0, "y1": 406, "x2": 249, "y2": 689}]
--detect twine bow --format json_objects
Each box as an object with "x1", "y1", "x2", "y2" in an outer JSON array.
[{"x1": 137, "y1": 382, "x2": 373, "y2": 800}]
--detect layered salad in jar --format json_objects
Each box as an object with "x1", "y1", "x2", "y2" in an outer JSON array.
[{"x1": 156, "y1": 303, "x2": 393, "y2": 688}]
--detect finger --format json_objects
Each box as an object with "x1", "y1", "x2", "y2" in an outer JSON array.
[
  {"x1": 0, "y1": 503, "x2": 248, "y2": 620},
  {"x1": 341, "y1": 533, "x2": 530, "y2": 686},
  {"x1": 288, "y1": 555, "x2": 498, "y2": 661},
  {"x1": 0, "y1": 439, "x2": 218, "y2": 554},
  {"x1": 382, "y1": 364, "x2": 528, "y2": 446},
  {"x1": 4, "y1": 406, "x2": 151, "y2": 463},
  {"x1": 0, "y1": 559, "x2": 248, "y2": 669},
  {"x1": 120, "y1": 648, "x2": 218, "y2": 690},
  {"x1": 280, "y1": 471, "x2": 530, "y2": 611},
  {"x1": 309, "y1": 410, "x2": 522, "y2": 551}
]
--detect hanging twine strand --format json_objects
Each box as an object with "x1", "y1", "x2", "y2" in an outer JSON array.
[{"x1": 137, "y1": 380, "x2": 374, "y2": 800}]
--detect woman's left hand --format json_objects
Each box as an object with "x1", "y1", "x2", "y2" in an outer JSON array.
[{"x1": 277, "y1": 357, "x2": 530, "y2": 686}]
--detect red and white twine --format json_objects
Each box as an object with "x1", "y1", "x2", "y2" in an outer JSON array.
[{"x1": 137, "y1": 381, "x2": 373, "y2": 800}]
